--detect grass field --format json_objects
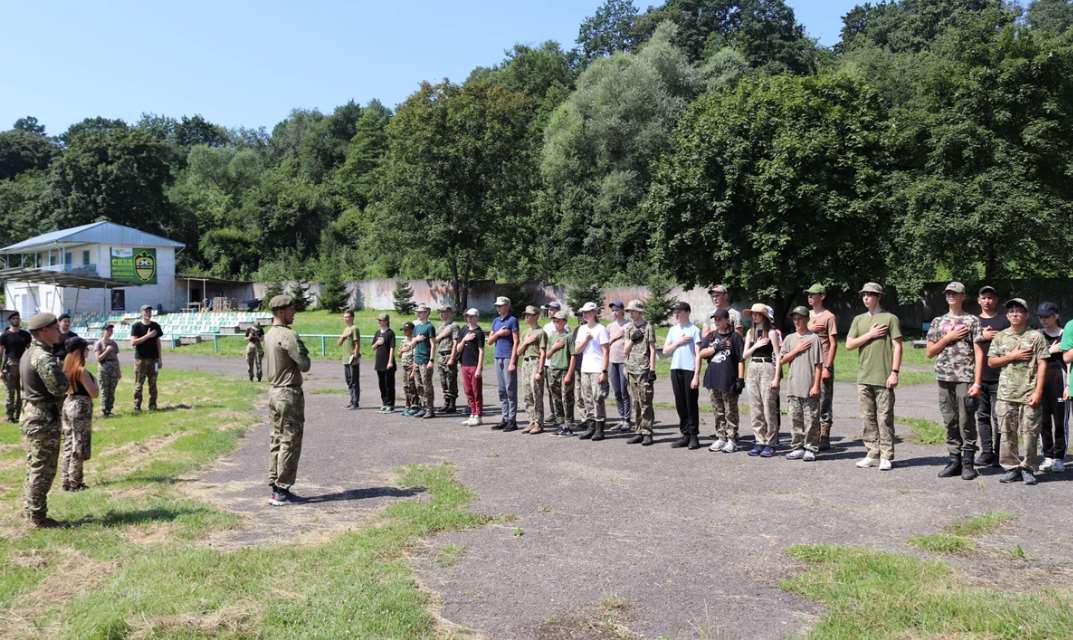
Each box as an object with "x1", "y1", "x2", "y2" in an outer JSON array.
[
  {"x1": 172, "y1": 310, "x2": 937, "y2": 385},
  {"x1": 0, "y1": 366, "x2": 491, "y2": 639}
]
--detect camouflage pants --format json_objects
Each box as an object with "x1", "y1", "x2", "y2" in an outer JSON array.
[
  {"x1": 4, "y1": 362, "x2": 21, "y2": 420},
  {"x1": 268, "y1": 387, "x2": 304, "y2": 490},
  {"x1": 819, "y1": 370, "x2": 834, "y2": 429},
  {"x1": 788, "y1": 395, "x2": 820, "y2": 452},
  {"x1": 708, "y1": 388, "x2": 739, "y2": 442},
  {"x1": 438, "y1": 356, "x2": 457, "y2": 405},
  {"x1": 545, "y1": 367, "x2": 573, "y2": 426},
  {"x1": 938, "y1": 381, "x2": 977, "y2": 456},
  {"x1": 133, "y1": 358, "x2": 159, "y2": 410},
  {"x1": 578, "y1": 372, "x2": 607, "y2": 423},
  {"x1": 246, "y1": 345, "x2": 263, "y2": 381},
  {"x1": 747, "y1": 362, "x2": 780, "y2": 446},
  {"x1": 997, "y1": 400, "x2": 1041, "y2": 472},
  {"x1": 628, "y1": 371, "x2": 655, "y2": 435},
  {"x1": 402, "y1": 363, "x2": 419, "y2": 409},
  {"x1": 859, "y1": 384, "x2": 896, "y2": 460},
  {"x1": 21, "y1": 401, "x2": 61, "y2": 521},
  {"x1": 61, "y1": 395, "x2": 92, "y2": 487},
  {"x1": 415, "y1": 363, "x2": 435, "y2": 412},
  {"x1": 520, "y1": 358, "x2": 544, "y2": 427},
  {"x1": 98, "y1": 360, "x2": 120, "y2": 415}
]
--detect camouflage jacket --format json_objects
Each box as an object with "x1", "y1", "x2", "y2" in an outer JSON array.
[
  {"x1": 19, "y1": 338, "x2": 67, "y2": 435},
  {"x1": 623, "y1": 320, "x2": 657, "y2": 375},
  {"x1": 988, "y1": 328, "x2": 1047, "y2": 404},
  {"x1": 926, "y1": 313, "x2": 982, "y2": 383}
]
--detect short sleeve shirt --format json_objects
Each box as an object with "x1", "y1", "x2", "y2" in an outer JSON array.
[
  {"x1": 130, "y1": 321, "x2": 163, "y2": 359},
  {"x1": 341, "y1": 325, "x2": 360, "y2": 364},
  {"x1": 518, "y1": 326, "x2": 547, "y2": 360},
  {"x1": 491, "y1": 315, "x2": 519, "y2": 359},
  {"x1": 399, "y1": 336, "x2": 415, "y2": 367},
  {"x1": 808, "y1": 309, "x2": 838, "y2": 356},
  {"x1": 0, "y1": 328, "x2": 32, "y2": 360},
  {"x1": 847, "y1": 311, "x2": 902, "y2": 386},
  {"x1": 373, "y1": 328, "x2": 395, "y2": 371},
  {"x1": 437, "y1": 321, "x2": 460, "y2": 355},
  {"x1": 1060, "y1": 319, "x2": 1073, "y2": 395},
  {"x1": 976, "y1": 314, "x2": 1011, "y2": 383},
  {"x1": 547, "y1": 330, "x2": 572, "y2": 370},
  {"x1": 988, "y1": 328, "x2": 1047, "y2": 403},
  {"x1": 666, "y1": 323, "x2": 701, "y2": 371},
  {"x1": 607, "y1": 319, "x2": 629, "y2": 364},
  {"x1": 623, "y1": 320, "x2": 657, "y2": 375},
  {"x1": 926, "y1": 313, "x2": 982, "y2": 383},
  {"x1": 458, "y1": 325, "x2": 486, "y2": 367},
  {"x1": 700, "y1": 331, "x2": 744, "y2": 392},
  {"x1": 412, "y1": 321, "x2": 435, "y2": 365},
  {"x1": 576, "y1": 323, "x2": 609, "y2": 374},
  {"x1": 779, "y1": 332, "x2": 823, "y2": 397}
]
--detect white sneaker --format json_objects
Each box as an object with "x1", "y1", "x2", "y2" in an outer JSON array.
[
  {"x1": 460, "y1": 416, "x2": 474, "y2": 425},
  {"x1": 709, "y1": 439, "x2": 727, "y2": 452},
  {"x1": 856, "y1": 456, "x2": 879, "y2": 468},
  {"x1": 1052, "y1": 459, "x2": 1066, "y2": 473},
  {"x1": 879, "y1": 459, "x2": 893, "y2": 471},
  {"x1": 1040, "y1": 457, "x2": 1055, "y2": 471},
  {"x1": 722, "y1": 440, "x2": 737, "y2": 453},
  {"x1": 785, "y1": 449, "x2": 805, "y2": 460},
  {"x1": 803, "y1": 450, "x2": 816, "y2": 462},
  {"x1": 472, "y1": 415, "x2": 482, "y2": 426}
]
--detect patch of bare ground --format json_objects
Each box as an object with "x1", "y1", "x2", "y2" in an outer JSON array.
[
  {"x1": 534, "y1": 597, "x2": 642, "y2": 640},
  {"x1": 126, "y1": 603, "x2": 258, "y2": 640},
  {"x1": 0, "y1": 548, "x2": 115, "y2": 639}
]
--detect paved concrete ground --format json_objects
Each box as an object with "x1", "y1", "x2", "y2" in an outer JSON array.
[{"x1": 166, "y1": 353, "x2": 1073, "y2": 639}]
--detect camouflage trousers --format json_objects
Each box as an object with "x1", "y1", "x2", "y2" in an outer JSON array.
[
  {"x1": 268, "y1": 387, "x2": 304, "y2": 490},
  {"x1": 787, "y1": 395, "x2": 820, "y2": 452},
  {"x1": 520, "y1": 358, "x2": 544, "y2": 427},
  {"x1": 628, "y1": 371, "x2": 655, "y2": 435},
  {"x1": 545, "y1": 367, "x2": 573, "y2": 426},
  {"x1": 859, "y1": 384, "x2": 896, "y2": 460},
  {"x1": 819, "y1": 370, "x2": 834, "y2": 429},
  {"x1": 61, "y1": 395, "x2": 93, "y2": 487},
  {"x1": 578, "y1": 372, "x2": 608, "y2": 423},
  {"x1": 708, "y1": 388, "x2": 739, "y2": 442},
  {"x1": 747, "y1": 362, "x2": 780, "y2": 446},
  {"x1": 4, "y1": 362, "x2": 21, "y2": 421},
  {"x1": 246, "y1": 345, "x2": 263, "y2": 381},
  {"x1": 938, "y1": 381, "x2": 977, "y2": 456},
  {"x1": 415, "y1": 363, "x2": 435, "y2": 412},
  {"x1": 402, "y1": 363, "x2": 419, "y2": 409},
  {"x1": 98, "y1": 360, "x2": 120, "y2": 415},
  {"x1": 997, "y1": 400, "x2": 1041, "y2": 472},
  {"x1": 21, "y1": 401, "x2": 61, "y2": 522},
  {"x1": 133, "y1": 358, "x2": 159, "y2": 410},
  {"x1": 438, "y1": 356, "x2": 458, "y2": 406}
]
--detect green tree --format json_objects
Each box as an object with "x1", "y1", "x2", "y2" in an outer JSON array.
[
  {"x1": 333, "y1": 100, "x2": 392, "y2": 210},
  {"x1": 261, "y1": 282, "x2": 284, "y2": 311},
  {"x1": 566, "y1": 281, "x2": 604, "y2": 315},
  {"x1": 838, "y1": 0, "x2": 1010, "y2": 53},
  {"x1": 288, "y1": 281, "x2": 312, "y2": 312},
  {"x1": 540, "y1": 22, "x2": 699, "y2": 282},
  {"x1": 13, "y1": 116, "x2": 45, "y2": 135},
  {"x1": 393, "y1": 280, "x2": 416, "y2": 315},
  {"x1": 0, "y1": 129, "x2": 56, "y2": 180},
  {"x1": 577, "y1": 0, "x2": 641, "y2": 63},
  {"x1": 60, "y1": 117, "x2": 129, "y2": 146},
  {"x1": 648, "y1": 73, "x2": 892, "y2": 310},
  {"x1": 375, "y1": 80, "x2": 536, "y2": 309},
  {"x1": 643, "y1": 271, "x2": 676, "y2": 325},
  {"x1": 240, "y1": 165, "x2": 333, "y2": 259},
  {"x1": 316, "y1": 262, "x2": 348, "y2": 312},
  {"x1": 1026, "y1": 0, "x2": 1073, "y2": 36},
  {"x1": 199, "y1": 227, "x2": 262, "y2": 278},
  {"x1": 0, "y1": 170, "x2": 49, "y2": 248}
]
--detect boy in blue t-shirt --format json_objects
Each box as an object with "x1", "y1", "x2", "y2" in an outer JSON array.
[{"x1": 486, "y1": 296, "x2": 520, "y2": 430}]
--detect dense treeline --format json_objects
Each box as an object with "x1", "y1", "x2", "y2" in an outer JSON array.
[{"x1": 2, "y1": 0, "x2": 1073, "y2": 310}]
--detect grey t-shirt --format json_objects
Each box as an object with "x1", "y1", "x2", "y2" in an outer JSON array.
[{"x1": 779, "y1": 332, "x2": 822, "y2": 398}]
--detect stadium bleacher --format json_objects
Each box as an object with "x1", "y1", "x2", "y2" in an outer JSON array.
[{"x1": 71, "y1": 311, "x2": 272, "y2": 344}]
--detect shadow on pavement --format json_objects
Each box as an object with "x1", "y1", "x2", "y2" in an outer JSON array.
[{"x1": 295, "y1": 486, "x2": 426, "y2": 504}]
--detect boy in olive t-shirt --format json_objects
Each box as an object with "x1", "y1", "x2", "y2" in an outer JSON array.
[
  {"x1": 987, "y1": 298, "x2": 1048, "y2": 485},
  {"x1": 845, "y1": 282, "x2": 903, "y2": 470}
]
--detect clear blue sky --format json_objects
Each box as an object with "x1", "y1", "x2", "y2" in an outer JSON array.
[{"x1": 0, "y1": 1, "x2": 859, "y2": 136}]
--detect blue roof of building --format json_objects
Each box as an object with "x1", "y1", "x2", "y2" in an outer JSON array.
[{"x1": 0, "y1": 221, "x2": 185, "y2": 253}]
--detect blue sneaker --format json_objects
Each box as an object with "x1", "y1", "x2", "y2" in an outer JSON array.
[
  {"x1": 760, "y1": 446, "x2": 775, "y2": 458},
  {"x1": 412, "y1": 409, "x2": 426, "y2": 418},
  {"x1": 748, "y1": 444, "x2": 764, "y2": 456}
]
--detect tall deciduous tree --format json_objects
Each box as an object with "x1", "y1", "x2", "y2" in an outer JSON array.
[
  {"x1": 576, "y1": 0, "x2": 641, "y2": 63},
  {"x1": 0, "y1": 129, "x2": 56, "y2": 180},
  {"x1": 333, "y1": 100, "x2": 392, "y2": 211}
]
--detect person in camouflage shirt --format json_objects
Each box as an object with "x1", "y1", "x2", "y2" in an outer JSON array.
[
  {"x1": 622, "y1": 300, "x2": 657, "y2": 445},
  {"x1": 986, "y1": 298, "x2": 1048, "y2": 485},
  {"x1": 19, "y1": 312, "x2": 68, "y2": 528},
  {"x1": 925, "y1": 282, "x2": 984, "y2": 481},
  {"x1": 398, "y1": 322, "x2": 419, "y2": 415}
]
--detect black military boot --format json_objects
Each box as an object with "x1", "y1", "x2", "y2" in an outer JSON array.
[
  {"x1": 627, "y1": 433, "x2": 644, "y2": 444},
  {"x1": 578, "y1": 420, "x2": 596, "y2": 439},
  {"x1": 671, "y1": 429, "x2": 690, "y2": 448},
  {"x1": 591, "y1": 421, "x2": 605, "y2": 441},
  {"x1": 938, "y1": 454, "x2": 962, "y2": 478},
  {"x1": 961, "y1": 452, "x2": 978, "y2": 481},
  {"x1": 641, "y1": 434, "x2": 654, "y2": 446},
  {"x1": 687, "y1": 430, "x2": 701, "y2": 450},
  {"x1": 502, "y1": 419, "x2": 518, "y2": 432}
]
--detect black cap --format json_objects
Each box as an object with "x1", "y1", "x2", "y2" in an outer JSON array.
[
  {"x1": 1037, "y1": 301, "x2": 1059, "y2": 317},
  {"x1": 978, "y1": 285, "x2": 997, "y2": 296},
  {"x1": 57, "y1": 313, "x2": 71, "y2": 321},
  {"x1": 64, "y1": 336, "x2": 88, "y2": 354},
  {"x1": 402, "y1": 321, "x2": 415, "y2": 330},
  {"x1": 8, "y1": 311, "x2": 19, "y2": 318},
  {"x1": 711, "y1": 308, "x2": 730, "y2": 319},
  {"x1": 672, "y1": 301, "x2": 691, "y2": 313},
  {"x1": 103, "y1": 323, "x2": 114, "y2": 330}
]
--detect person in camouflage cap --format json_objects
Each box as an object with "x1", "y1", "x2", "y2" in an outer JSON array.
[
  {"x1": 263, "y1": 295, "x2": 311, "y2": 506},
  {"x1": 622, "y1": 300, "x2": 657, "y2": 445},
  {"x1": 925, "y1": 282, "x2": 983, "y2": 481},
  {"x1": 986, "y1": 298, "x2": 1048, "y2": 485},
  {"x1": 20, "y1": 312, "x2": 68, "y2": 527},
  {"x1": 60, "y1": 336, "x2": 97, "y2": 492},
  {"x1": 94, "y1": 324, "x2": 121, "y2": 416}
]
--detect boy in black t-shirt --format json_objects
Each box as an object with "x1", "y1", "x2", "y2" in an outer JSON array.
[
  {"x1": 372, "y1": 313, "x2": 397, "y2": 412},
  {"x1": 130, "y1": 305, "x2": 164, "y2": 412},
  {"x1": 693, "y1": 308, "x2": 745, "y2": 453},
  {"x1": 452, "y1": 308, "x2": 486, "y2": 425}
]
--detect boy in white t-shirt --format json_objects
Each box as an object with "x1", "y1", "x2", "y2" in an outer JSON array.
[{"x1": 574, "y1": 301, "x2": 610, "y2": 441}]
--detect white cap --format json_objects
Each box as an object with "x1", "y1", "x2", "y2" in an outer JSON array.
[
  {"x1": 578, "y1": 301, "x2": 599, "y2": 313},
  {"x1": 464, "y1": 308, "x2": 479, "y2": 317}
]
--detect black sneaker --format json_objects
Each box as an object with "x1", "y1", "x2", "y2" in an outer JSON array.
[
  {"x1": 502, "y1": 420, "x2": 519, "y2": 432},
  {"x1": 1022, "y1": 469, "x2": 1038, "y2": 485},
  {"x1": 999, "y1": 469, "x2": 1022, "y2": 484},
  {"x1": 270, "y1": 489, "x2": 289, "y2": 506},
  {"x1": 412, "y1": 409, "x2": 426, "y2": 418},
  {"x1": 491, "y1": 421, "x2": 506, "y2": 430}
]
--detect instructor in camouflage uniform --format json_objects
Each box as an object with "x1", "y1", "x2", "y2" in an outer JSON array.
[
  {"x1": 264, "y1": 295, "x2": 311, "y2": 506},
  {"x1": 20, "y1": 312, "x2": 67, "y2": 528},
  {"x1": 622, "y1": 300, "x2": 657, "y2": 446},
  {"x1": 436, "y1": 306, "x2": 461, "y2": 414},
  {"x1": 94, "y1": 324, "x2": 120, "y2": 417}
]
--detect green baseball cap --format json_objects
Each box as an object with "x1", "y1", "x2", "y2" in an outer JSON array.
[
  {"x1": 859, "y1": 282, "x2": 884, "y2": 295},
  {"x1": 790, "y1": 306, "x2": 810, "y2": 318},
  {"x1": 804, "y1": 284, "x2": 825, "y2": 295}
]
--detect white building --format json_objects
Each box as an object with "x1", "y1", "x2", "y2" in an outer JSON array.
[{"x1": 0, "y1": 221, "x2": 185, "y2": 318}]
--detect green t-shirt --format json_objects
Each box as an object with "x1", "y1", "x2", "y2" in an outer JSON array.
[
  {"x1": 341, "y1": 325, "x2": 360, "y2": 365},
  {"x1": 518, "y1": 326, "x2": 547, "y2": 360},
  {"x1": 847, "y1": 311, "x2": 903, "y2": 386},
  {"x1": 1061, "y1": 320, "x2": 1073, "y2": 395},
  {"x1": 547, "y1": 330, "x2": 572, "y2": 370},
  {"x1": 988, "y1": 327, "x2": 1047, "y2": 404},
  {"x1": 413, "y1": 321, "x2": 435, "y2": 364}
]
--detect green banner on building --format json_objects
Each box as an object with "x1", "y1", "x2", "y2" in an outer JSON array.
[{"x1": 110, "y1": 248, "x2": 157, "y2": 284}]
